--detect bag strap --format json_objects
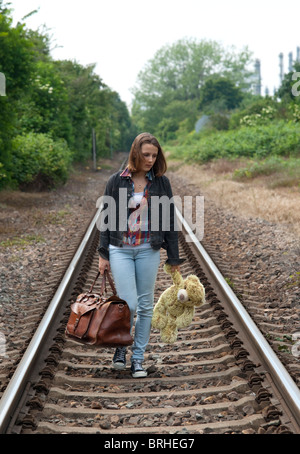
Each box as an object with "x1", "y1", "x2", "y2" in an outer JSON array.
[
  {"x1": 89, "y1": 270, "x2": 117, "y2": 296},
  {"x1": 107, "y1": 271, "x2": 117, "y2": 295},
  {"x1": 88, "y1": 271, "x2": 100, "y2": 293}
]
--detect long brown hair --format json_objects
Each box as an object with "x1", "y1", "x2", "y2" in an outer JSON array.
[{"x1": 127, "y1": 132, "x2": 167, "y2": 177}]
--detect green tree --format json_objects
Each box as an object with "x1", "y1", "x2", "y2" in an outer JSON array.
[
  {"x1": 55, "y1": 61, "x2": 135, "y2": 159},
  {"x1": 16, "y1": 60, "x2": 72, "y2": 142},
  {"x1": 0, "y1": 2, "x2": 136, "y2": 189},
  {"x1": 198, "y1": 76, "x2": 244, "y2": 112},
  {"x1": 131, "y1": 37, "x2": 253, "y2": 138},
  {"x1": 276, "y1": 62, "x2": 300, "y2": 102},
  {"x1": 0, "y1": 1, "x2": 35, "y2": 184},
  {"x1": 108, "y1": 91, "x2": 137, "y2": 151}
]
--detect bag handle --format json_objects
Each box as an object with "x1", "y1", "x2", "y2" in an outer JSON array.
[{"x1": 88, "y1": 270, "x2": 117, "y2": 295}]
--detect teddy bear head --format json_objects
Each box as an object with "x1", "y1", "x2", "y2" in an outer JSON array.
[
  {"x1": 177, "y1": 274, "x2": 205, "y2": 307},
  {"x1": 164, "y1": 264, "x2": 205, "y2": 308}
]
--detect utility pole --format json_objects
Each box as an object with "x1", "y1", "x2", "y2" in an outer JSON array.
[
  {"x1": 254, "y1": 59, "x2": 261, "y2": 96},
  {"x1": 0, "y1": 72, "x2": 5, "y2": 96},
  {"x1": 288, "y1": 52, "x2": 293, "y2": 72},
  {"x1": 279, "y1": 53, "x2": 284, "y2": 84},
  {"x1": 92, "y1": 129, "x2": 97, "y2": 171}
]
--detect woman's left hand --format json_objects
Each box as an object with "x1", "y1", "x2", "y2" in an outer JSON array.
[{"x1": 171, "y1": 265, "x2": 180, "y2": 273}]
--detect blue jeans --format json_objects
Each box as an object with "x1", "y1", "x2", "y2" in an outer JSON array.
[{"x1": 109, "y1": 245, "x2": 160, "y2": 362}]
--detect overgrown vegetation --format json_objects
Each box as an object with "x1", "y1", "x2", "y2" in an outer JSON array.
[
  {"x1": 10, "y1": 132, "x2": 72, "y2": 190},
  {"x1": 129, "y1": 34, "x2": 300, "y2": 185},
  {"x1": 0, "y1": 2, "x2": 136, "y2": 190},
  {"x1": 131, "y1": 37, "x2": 253, "y2": 141},
  {"x1": 1, "y1": 0, "x2": 300, "y2": 192},
  {"x1": 233, "y1": 156, "x2": 300, "y2": 188},
  {"x1": 152, "y1": 60, "x2": 300, "y2": 185},
  {"x1": 167, "y1": 120, "x2": 300, "y2": 163}
]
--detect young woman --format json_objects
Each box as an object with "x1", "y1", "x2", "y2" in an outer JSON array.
[{"x1": 98, "y1": 132, "x2": 184, "y2": 378}]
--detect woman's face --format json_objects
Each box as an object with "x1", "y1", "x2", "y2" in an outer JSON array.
[{"x1": 139, "y1": 143, "x2": 158, "y2": 173}]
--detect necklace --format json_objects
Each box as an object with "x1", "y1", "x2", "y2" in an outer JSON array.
[
  {"x1": 133, "y1": 174, "x2": 147, "y2": 191},
  {"x1": 135, "y1": 181, "x2": 144, "y2": 190}
]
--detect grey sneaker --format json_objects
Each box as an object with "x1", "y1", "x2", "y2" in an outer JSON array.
[
  {"x1": 131, "y1": 360, "x2": 147, "y2": 378},
  {"x1": 112, "y1": 347, "x2": 127, "y2": 370}
]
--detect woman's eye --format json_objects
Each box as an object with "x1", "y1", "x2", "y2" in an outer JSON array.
[{"x1": 144, "y1": 155, "x2": 156, "y2": 159}]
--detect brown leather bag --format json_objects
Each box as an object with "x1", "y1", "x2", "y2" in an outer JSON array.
[{"x1": 65, "y1": 271, "x2": 133, "y2": 347}]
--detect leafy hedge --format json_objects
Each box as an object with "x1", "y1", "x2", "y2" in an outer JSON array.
[
  {"x1": 9, "y1": 133, "x2": 72, "y2": 190},
  {"x1": 168, "y1": 120, "x2": 300, "y2": 163}
]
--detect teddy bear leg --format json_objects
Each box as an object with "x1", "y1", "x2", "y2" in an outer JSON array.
[
  {"x1": 160, "y1": 321, "x2": 178, "y2": 344},
  {"x1": 161, "y1": 328, "x2": 178, "y2": 344},
  {"x1": 151, "y1": 298, "x2": 168, "y2": 330},
  {"x1": 151, "y1": 311, "x2": 167, "y2": 330},
  {"x1": 176, "y1": 307, "x2": 195, "y2": 329}
]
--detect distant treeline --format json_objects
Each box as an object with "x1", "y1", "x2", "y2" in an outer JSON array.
[
  {"x1": 0, "y1": 1, "x2": 136, "y2": 190},
  {"x1": 1, "y1": 0, "x2": 299, "y2": 191},
  {"x1": 131, "y1": 36, "x2": 300, "y2": 165}
]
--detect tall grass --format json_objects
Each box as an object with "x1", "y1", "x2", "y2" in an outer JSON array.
[{"x1": 233, "y1": 156, "x2": 300, "y2": 188}]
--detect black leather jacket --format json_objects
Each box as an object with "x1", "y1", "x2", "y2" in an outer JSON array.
[{"x1": 98, "y1": 170, "x2": 185, "y2": 265}]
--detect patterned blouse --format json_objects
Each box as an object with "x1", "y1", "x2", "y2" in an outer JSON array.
[{"x1": 120, "y1": 167, "x2": 152, "y2": 246}]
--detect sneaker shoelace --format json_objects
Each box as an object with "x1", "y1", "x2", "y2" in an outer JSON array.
[
  {"x1": 132, "y1": 360, "x2": 144, "y2": 370},
  {"x1": 114, "y1": 347, "x2": 126, "y2": 362}
]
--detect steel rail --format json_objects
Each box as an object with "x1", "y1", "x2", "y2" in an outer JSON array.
[
  {"x1": 0, "y1": 155, "x2": 129, "y2": 434},
  {"x1": 0, "y1": 205, "x2": 104, "y2": 433},
  {"x1": 176, "y1": 207, "x2": 300, "y2": 427}
]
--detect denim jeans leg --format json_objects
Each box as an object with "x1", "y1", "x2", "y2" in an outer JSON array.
[
  {"x1": 109, "y1": 246, "x2": 160, "y2": 362},
  {"x1": 133, "y1": 248, "x2": 160, "y2": 361}
]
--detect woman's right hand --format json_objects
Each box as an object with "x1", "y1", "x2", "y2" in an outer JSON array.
[{"x1": 99, "y1": 257, "x2": 110, "y2": 275}]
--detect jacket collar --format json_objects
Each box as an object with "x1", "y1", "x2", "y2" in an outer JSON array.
[{"x1": 120, "y1": 167, "x2": 154, "y2": 181}]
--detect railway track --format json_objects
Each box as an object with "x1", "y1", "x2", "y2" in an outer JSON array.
[{"x1": 0, "y1": 173, "x2": 300, "y2": 436}]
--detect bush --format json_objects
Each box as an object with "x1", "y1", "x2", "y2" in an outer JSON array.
[
  {"x1": 229, "y1": 97, "x2": 280, "y2": 129},
  {"x1": 10, "y1": 132, "x2": 73, "y2": 190},
  {"x1": 169, "y1": 120, "x2": 300, "y2": 163}
]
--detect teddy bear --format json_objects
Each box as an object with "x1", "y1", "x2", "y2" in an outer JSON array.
[{"x1": 151, "y1": 264, "x2": 205, "y2": 344}]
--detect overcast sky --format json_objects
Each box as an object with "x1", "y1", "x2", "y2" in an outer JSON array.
[{"x1": 9, "y1": 0, "x2": 300, "y2": 109}]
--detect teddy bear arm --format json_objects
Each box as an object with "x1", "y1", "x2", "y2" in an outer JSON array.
[{"x1": 151, "y1": 297, "x2": 168, "y2": 329}]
